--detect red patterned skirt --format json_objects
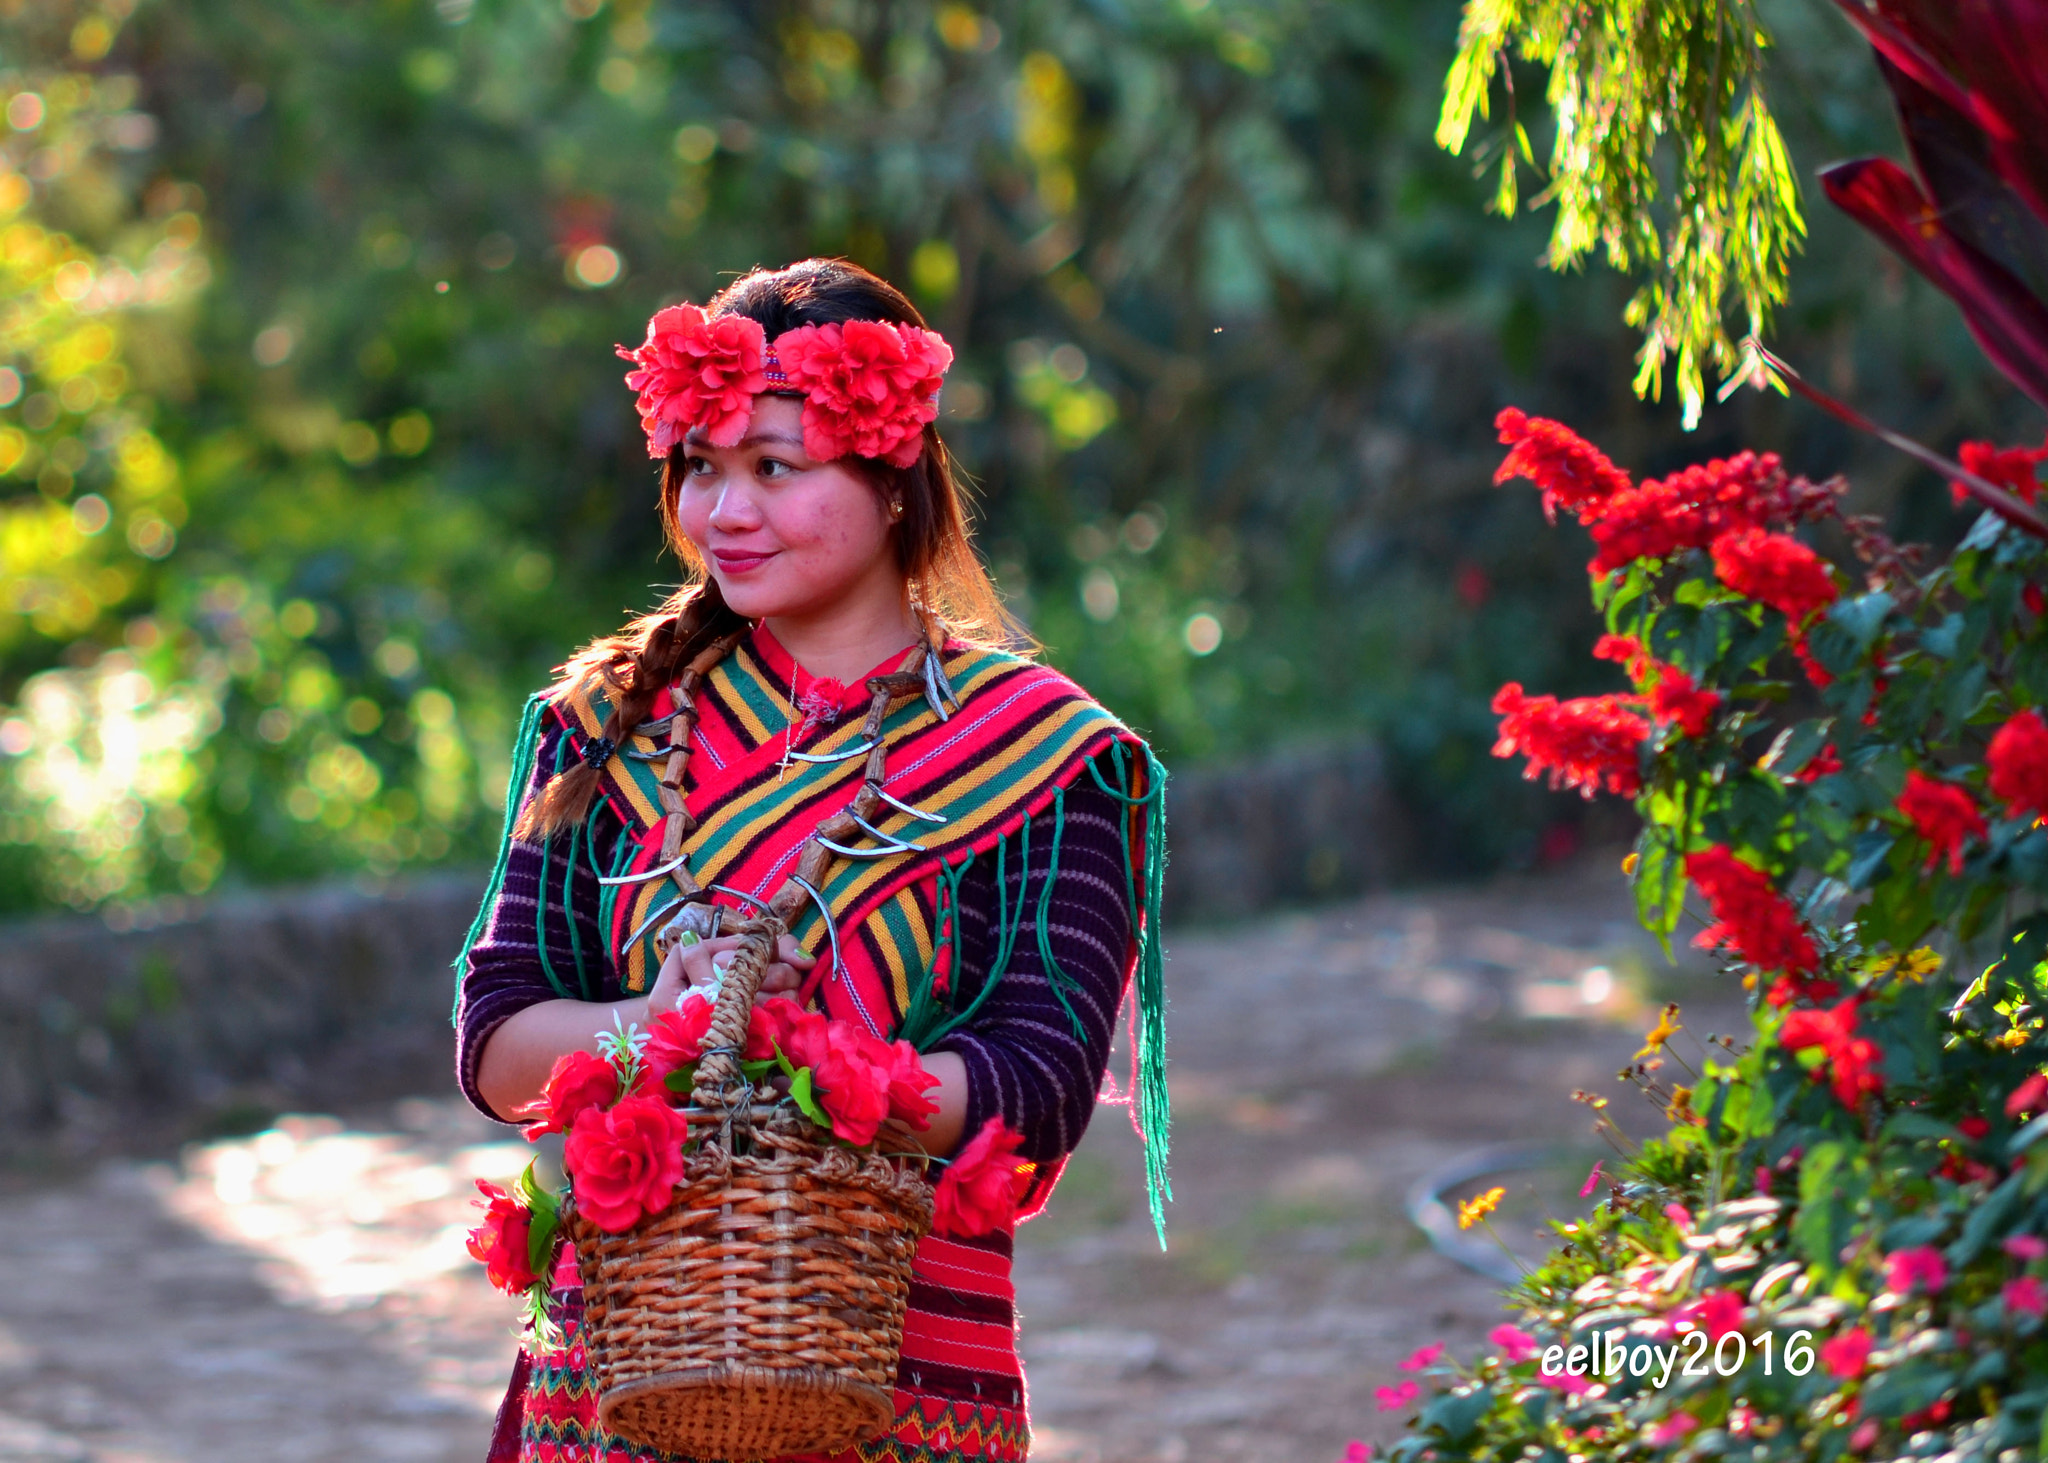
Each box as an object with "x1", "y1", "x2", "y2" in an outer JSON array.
[{"x1": 499, "y1": 1230, "x2": 1029, "y2": 1463}]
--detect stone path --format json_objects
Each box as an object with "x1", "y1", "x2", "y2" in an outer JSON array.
[{"x1": 0, "y1": 861, "x2": 1741, "y2": 1463}]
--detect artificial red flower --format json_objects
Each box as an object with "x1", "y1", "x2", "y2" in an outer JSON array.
[
  {"x1": 808, "y1": 1025, "x2": 895, "y2": 1145},
  {"x1": 1490, "y1": 684, "x2": 1649, "y2": 798},
  {"x1": 1820, "y1": 1327, "x2": 1873, "y2": 1379},
  {"x1": 1711, "y1": 527, "x2": 1840, "y2": 627},
  {"x1": 1492, "y1": 407, "x2": 1634, "y2": 522},
  {"x1": 746, "y1": 995, "x2": 806, "y2": 1062},
  {"x1": 933, "y1": 1117, "x2": 1033, "y2": 1238},
  {"x1": 2007, "y1": 1072, "x2": 2048, "y2": 1118},
  {"x1": 1950, "y1": 438, "x2": 2048, "y2": 505},
  {"x1": 1488, "y1": 1325, "x2": 1539, "y2": 1364},
  {"x1": 465, "y1": 1179, "x2": 537, "y2": 1294},
  {"x1": 1781, "y1": 997, "x2": 1886, "y2": 1112},
  {"x1": 519, "y1": 1048, "x2": 620, "y2": 1137},
  {"x1": 1897, "y1": 770, "x2": 1987, "y2": 875},
  {"x1": 1684, "y1": 845, "x2": 1820, "y2": 976},
  {"x1": 616, "y1": 304, "x2": 769, "y2": 456},
  {"x1": 1586, "y1": 451, "x2": 1832, "y2": 573},
  {"x1": 563, "y1": 1095, "x2": 691, "y2": 1232},
  {"x1": 1884, "y1": 1245, "x2": 1948, "y2": 1295},
  {"x1": 1989, "y1": 709, "x2": 2048, "y2": 823},
  {"x1": 1675, "y1": 1290, "x2": 1745, "y2": 1340},
  {"x1": 775, "y1": 319, "x2": 952, "y2": 467},
  {"x1": 874, "y1": 1037, "x2": 941, "y2": 1131},
  {"x1": 641, "y1": 995, "x2": 716, "y2": 1095}
]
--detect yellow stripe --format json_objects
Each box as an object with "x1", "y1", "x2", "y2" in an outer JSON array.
[
  {"x1": 874, "y1": 886, "x2": 935, "y2": 1012},
  {"x1": 708, "y1": 642, "x2": 794, "y2": 746}
]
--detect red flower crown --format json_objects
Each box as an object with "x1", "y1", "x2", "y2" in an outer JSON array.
[{"x1": 617, "y1": 303, "x2": 954, "y2": 469}]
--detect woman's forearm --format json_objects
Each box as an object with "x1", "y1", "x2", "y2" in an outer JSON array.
[
  {"x1": 476, "y1": 996, "x2": 972, "y2": 1158},
  {"x1": 475, "y1": 995, "x2": 650, "y2": 1123}
]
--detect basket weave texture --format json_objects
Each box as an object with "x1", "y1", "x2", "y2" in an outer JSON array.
[{"x1": 565, "y1": 917, "x2": 936, "y2": 1459}]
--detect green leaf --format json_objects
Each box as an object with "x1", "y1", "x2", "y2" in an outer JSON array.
[
  {"x1": 1419, "y1": 1385, "x2": 1493, "y2": 1444},
  {"x1": 790, "y1": 1066, "x2": 825, "y2": 1126},
  {"x1": 1830, "y1": 590, "x2": 1894, "y2": 650},
  {"x1": 663, "y1": 1062, "x2": 698, "y2": 1096},
  {"x1": 1793, "y1": 1141, "x2": 1854, "y2": 1278},
  {"x1": 1949, "y1": 1172, "x2": 2027, "y2": 1265},
  {"x1": 1847, "y1": 830, "x2": 1897, "y2": 890}
]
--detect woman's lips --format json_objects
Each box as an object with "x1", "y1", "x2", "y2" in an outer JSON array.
[{"x1": 711, "y1": 549, "x2": 776, "y2": 574}]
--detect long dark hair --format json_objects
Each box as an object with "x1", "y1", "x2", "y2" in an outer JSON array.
[{"x1": 516, "y1": 257, "x2": 1022, "y2": 841}]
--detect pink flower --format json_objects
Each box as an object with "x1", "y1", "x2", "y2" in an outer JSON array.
[
  {"x1": 1398, "y1": 1343, "x2": 1444, "y2": 1372},
  {"x1": 1675, "y1": 1290, "x2": 1745, "y2": 1340},
  {"x1": 1646, "y1": 1414, "x2": 1699, "y2": 1447},
  {"x1": 616, "y1": 304, "x2": 769, "y2": 456},
  {"x1": 2004, "y1": 1234, "x2": 2048, "y2": 1260},
  {"x1": 1579, "y1": 1160, "x2": 1605, "y2": 1198},
  {"x1": 1539, "y1": 1368, "x2": 1593, "y2": 1395},
  {"x1": 1339, "y1": 1444, "x2": 1369, "y2": 1463},
  {"x1": 774, "y1": 319, "x2": 952, "y2": 467},
  {"x1": 2008, "y1": 1072, "x2": 2048, "y2": 1118},
  {"x1": 2005, "y1": 1276, "x2": 2048, "y2": 1317},
  {"x1": 1488, "y1": 1325, "x2": 1539, "y2": 1363},
  {"x1": 1885, "y1": 1246, "x2": 1948, "y2": 1295},
  {"x1": 1663, "y1": 1203, "x2": 1695, "y2": 1233},
  {"x1": 1374, "y1": 1380, "x2": 1421, "y2": 1412},
  {"x1": 1820, "y1": 1327, "x2": 1873, "y2": 1379},
  {"x1": 1849, "y1": 1419, "x2": 1881, "y2": 1452}
]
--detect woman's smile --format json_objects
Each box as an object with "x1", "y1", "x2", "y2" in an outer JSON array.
[{"x1": 709, "y1": 546, "x2": 777, "y2": 575}]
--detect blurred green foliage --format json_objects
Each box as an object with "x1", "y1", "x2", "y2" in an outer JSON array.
[{"x1": 0, "y1": 0, "x2": 2039, "y2": 913}]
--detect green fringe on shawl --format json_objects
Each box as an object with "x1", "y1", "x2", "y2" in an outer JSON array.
[
  {"x1": 1086, "y1": 742, "x2": 1171, "y2": 1248},
  {"x1": 451, "y1": 692, "x2": 548, "y2": 1021}
]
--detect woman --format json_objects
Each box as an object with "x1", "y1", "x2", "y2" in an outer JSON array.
[{"x1": 454, "y1": 258, "x2": 1167, "y2": 1463}]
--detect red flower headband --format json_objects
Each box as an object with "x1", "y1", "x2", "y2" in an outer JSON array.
[{"x1": 617, "y1": 304, "x2": 953, "y2": 469}]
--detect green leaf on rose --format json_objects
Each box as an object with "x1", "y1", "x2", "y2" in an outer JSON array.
[{"x1": 789, "y1": 1065, "x2": 824, "y2": 1126}]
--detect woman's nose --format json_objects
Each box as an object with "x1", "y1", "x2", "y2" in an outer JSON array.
[{"x1": 706, "y1": 481, "x2": 762, "y2": 531}]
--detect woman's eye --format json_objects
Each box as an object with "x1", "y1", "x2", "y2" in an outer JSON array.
[
  {"x1": 757, "y1": 457, "x2": 793, "y2": 479},
  {"x1": 682, "y1": 455, "x2": 713, "y2": 476}
]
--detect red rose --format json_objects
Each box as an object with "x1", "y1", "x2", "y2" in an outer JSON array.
[
  {"x1": 933, "y1": 1118, "x2": 1033, "y2": 1239},
  {"x1": 809, "y1": 1023, "x2": 893, "y2": 1146},
  {"x1": 774, "y1": 319, "x2": 951, "y2": 467},
  {"x1": 465, "y1": 1178, "x2": 537, "y2": 1294},
  {"x1": 873, "y1": 1037, "x2": 941, "y2": 1131},
  {"x1": 518, "y1": 1048, "x2": 619, "y2": 1137},
  {"x1": 563, "y1": 1095, "x2": 690, "y2": 1231},
  {"x1": 643, "y1": 995, "x2": 715, "y2": 1096}
]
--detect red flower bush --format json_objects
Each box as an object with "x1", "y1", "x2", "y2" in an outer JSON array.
[
  {"x1": 465, "y1": 1179, "x2": 537, "y2": 1294},
  {"x1": 1586, "y1": 452, "x2": 1833, "y2": 573},
  {"x1": 933, "y1": 1117, "x2": 1033, "y2": 1238},
  {"x1": 1781, "y1": 997, "x2": 1885, "y2": 1112},
  {"x1": 1897, "y1": 770, "x2": 1987, "y2": 875},
  {"x1": 1592, "y1": 635, "x2": 1720, "y2": 737},
  {"x1": 776, "y1": 319, "x2": 952, "y2": 467},
  {"x1": 1950, "y1": 438, "x2": 2048, "y2": 505},
  {"x1": 1685, "y1": 845, "x2": 1820, "y2": 977},
  {"x1": 563, "y1": 1095, "x2": 691, "y2": 1231},
  {"x1": 1490, "y1": 685, "x2": 1649, "y2": 798},
  {"x1": 616, "y1": 304, "x2": 769, "y2": 456},
  {"x1": 1820, "y1": 1328, "x2": 1873, "y2": 1379},
  {"x1": 1492, "y1": 407, "x2": 1633, "y2": 522},
  {"x1": 519, "y1": 1048, "x2": 619, "y2": 1137},
  {"x1": 1675, "y1": 1289, "x2": 1746, "y2": 1340},
  {"x1": 1990, "y1": 709, "x2": 2048, "y2": 823},
  {"x1": 1710, "y1": 527, "x2": 1840, "y2": 627}
]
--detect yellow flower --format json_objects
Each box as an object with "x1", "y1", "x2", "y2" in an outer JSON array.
[
  {"x1": 1621, "y1": 851, "x2": 1640, "y2": 876},
  {"x1": 1458, "y1": 1185, "x2": 1505, "y2": 1230},
  {"x1": 1897, "y1": 947, "x2": 1941, "y2": 983},
  {"x1": 1636, "y1": 1003, "x2": 1682, "y2": 1061}
]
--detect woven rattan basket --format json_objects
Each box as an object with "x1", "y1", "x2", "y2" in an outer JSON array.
[{"x1": 565, "y1": 918, "x2": 935, "y2": 1459}]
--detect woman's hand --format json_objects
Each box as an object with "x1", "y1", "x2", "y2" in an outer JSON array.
[{"x1": 647, "y1": 930, "x2": 816, "y2": 1017}]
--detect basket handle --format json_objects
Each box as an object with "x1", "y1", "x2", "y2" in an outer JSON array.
[{"x1": 687, "y1": 914, "x2": 786, "y2": 1116}]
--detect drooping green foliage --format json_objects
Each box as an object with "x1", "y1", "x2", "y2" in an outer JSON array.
[{"x1": 1438, "y1": 0, "x2": 1805, "y2": 427}]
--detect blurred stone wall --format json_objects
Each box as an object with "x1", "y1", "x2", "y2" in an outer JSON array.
[{"x1": 0, "y1": 741, "x2": 1398, "y2": 1153}]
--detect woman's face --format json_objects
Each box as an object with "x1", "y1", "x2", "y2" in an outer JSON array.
[{"x1": 673, "y1": 394, "x2": 901, "y2": 623}]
